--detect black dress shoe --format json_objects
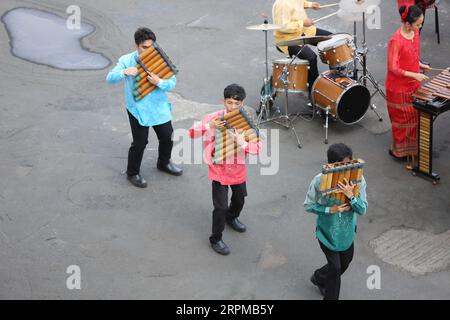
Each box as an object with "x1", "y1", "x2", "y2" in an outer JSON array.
[
  {"x1": 310, "y1": 275, "x2": 325, "y2": 297},
  {"x1": 227, "y1": 218, "x2": 247, "y2": 233},
  {"x1": 211, "y1": 240, "x2": 230, "y2": 255},
  {"x1": 388, "y1": 149, "x2": 406, "y2": 162},
  {"x1": 127, "y1": 174, "x2": 147, "y2": 188},
  {"x1": 157, "y1": 161, "x2": 183, "y2": 176}
]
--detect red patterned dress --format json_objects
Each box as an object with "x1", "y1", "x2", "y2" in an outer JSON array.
[{"x1": 385, "y1": 28, "x2": 421, "y2": 158}]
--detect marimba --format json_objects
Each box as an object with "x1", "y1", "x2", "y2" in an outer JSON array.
[{"x1": 412, "y1": 67, "x2": 450, "y2": 184}]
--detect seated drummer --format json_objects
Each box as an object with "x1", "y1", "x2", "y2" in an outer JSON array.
[
  {"x1": 272, "y1": 0, "x2": 332, "y2": 96},
  {"x1": 188, "y1": 84, "x2": 262, "y2": 256}
]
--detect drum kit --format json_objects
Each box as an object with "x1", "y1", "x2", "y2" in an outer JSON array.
[{"x1": 246, "y1": 0, "x2": 384, "y2": 146}]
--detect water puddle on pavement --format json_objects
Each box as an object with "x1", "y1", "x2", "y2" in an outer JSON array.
[{"x1": 1, "y1": 7, "x2": 110, "y2": 70}]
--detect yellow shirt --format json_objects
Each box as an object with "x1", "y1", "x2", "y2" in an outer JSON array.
[{"x1": 272, "y1": 0, "x2": 317, "y2": 55}]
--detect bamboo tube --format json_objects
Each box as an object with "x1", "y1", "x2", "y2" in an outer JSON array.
[
  {"x1": 320, "y1": 169, "x2": 328, "y2": 191},
  {"x1": 140, "y1": 46, "x2": 156, "y2": 61},
  {"x1": 135, "y1": 62, "x2": 168, "y2": 88},
  {"x1": 326, "y1": 167, "x2": 334, "y2": 191},
  {"x1": 134, "y1": 66, "x2": 171, "y2": 96},
  {"x1": 228, "y1": 118, "x2": 248, "y2": 128},
  {"x1": 137, "y1": 56, "x2": 164, "y2": 76},
  {"x1": 136, "y1": 51, "x2": 160, "y2": 76},
  {"x1": 136, "y1": 70, "x2": 174, "y2": 100},
  {"x1": 223, "y1": 109, "x2": 241, "y2": 120},
  {"x1": 343, "y1": 165, "x2": 352, "y2": 185}
]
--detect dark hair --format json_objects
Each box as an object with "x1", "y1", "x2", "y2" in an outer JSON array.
[
  {"x1": 224, "y1": 84, "x2": 246, "y2": 101},
  {"x1": 134, "y1": 27, "x2": 156, "y2": 45},
  {"x1": 327, "y1": 143, "x2": 353, "y2": 164},
  {"x1": 399, "y1": 5, "x2": 423, "y2": 24}
]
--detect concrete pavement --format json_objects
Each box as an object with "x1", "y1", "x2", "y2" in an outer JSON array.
[{"x1": 0, "y1": 0, "x2": 449, "y2": 299}]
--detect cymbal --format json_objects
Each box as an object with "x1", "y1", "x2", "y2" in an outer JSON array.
[
  {"x1": 339, "y1": 0, "x2": 380, "y2": 14},
  {"x1": 246, "y1": 23, "x2": 282, "y2": 31},
  {"x1": 277, "y1": 35, "x2": 333, "y2": 47}
]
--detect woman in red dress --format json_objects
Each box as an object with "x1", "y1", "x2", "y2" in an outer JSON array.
[
  {"x1": 385, "y1": 5, "x2": 430, "y2": 168},
  {"x1": 397, "y1": 1, "x2": 436, "y2": 31}
]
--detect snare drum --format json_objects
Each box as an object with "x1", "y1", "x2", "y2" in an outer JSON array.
[
  {"x1": 272, "y1": 59, "x2": 309, "y2": 93},
  {"x1": 311, "y1": 70, "x2": 371, "y2": 125},
  {"x1": 317, "y1": 34, "x2": 355, "y2": 69}
]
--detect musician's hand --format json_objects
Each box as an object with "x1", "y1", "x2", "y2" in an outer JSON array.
[
  {"x1": 414, "y1": 73, "x2": 429, "y2": 82},
  {"x1": 311, "y1": 2, "x2": 321, "y2": 10},
  {"x1": 303, "y1": 18, "x2": 315, "y2": 27},
  {"x1": 420, "y1": 63, "x2": 431, "y2": 72},
  {"x1": 209, "y1": 119, "x2": 226, "y2": 129},
  {"x1": 330, "y1": 204, "x2": 352, "y2": 214},
  {"x1": 337, "y1": 178, "x2": 355, "y2": 199},
  {"x1": 234, "y1": 130, "x2": 246, "y2": 147},
  {"x1": 147, "y1": 72, "x2": 161, "y2": 85},
  {"x1": 123, "y1": 67, "x2": 139, "y2": 77}
]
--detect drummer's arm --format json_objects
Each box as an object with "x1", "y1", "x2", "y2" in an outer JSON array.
[
  {"x1": 304, "y1": 1, "x2": 321, "y2": 9},
  {"x1": 274, "y1": 4, "x2": 304, "y2": 34}
]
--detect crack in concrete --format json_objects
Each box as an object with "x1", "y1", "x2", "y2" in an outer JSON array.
[
  {"x1": 16, "y1": 213, "x2": 61, "y2": 245},
  {"x1": 0, "y1": 125, "x2": 34, "y2": 140},
  {"x1": 147, "y1": 273, "x2": 176, "y2": 278}
]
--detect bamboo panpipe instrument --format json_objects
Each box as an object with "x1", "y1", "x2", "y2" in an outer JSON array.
[
  {"x1": 133, "y1": 43, "x2": 178, "y2": 101},
  {"x1": 212, "y1": 107, "x2": 260, "y2": 164},
  {"x1": 319, "y1": 159, "x2": 365, "y2": 204}
]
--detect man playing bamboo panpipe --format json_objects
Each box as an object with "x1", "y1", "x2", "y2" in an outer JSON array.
[
  {"x1": 272, "y1": 0, "x2": 332, "y2": 96},
  {"x1": 304, "y1": 143, "x2": 367, "y2": 300},
  {"x1": 189, "y1": 84, "x2": 262, "y2": 256},
  {"x1": 106, "y1": 27, "x2": 182, "y2": 188}
]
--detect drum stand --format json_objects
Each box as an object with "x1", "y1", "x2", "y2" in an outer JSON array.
[
  {"x1": 322, "y1": 107, "x2": 331, "y2": 144},
  {"x1": 257, "y1": 20, "x2": 276, "y2": 124},
  {"x1": 259, "y1": 47, "x2": 307, "y2": 148},
  {"x1": 352, "y1": 12, "x2": 384, "y2": 122}
]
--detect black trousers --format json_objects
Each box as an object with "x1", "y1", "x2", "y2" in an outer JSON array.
[
  {"x1": 210, "y1": 181, "x2": 247, "y2": 244},
  {"x1": 285, "y1": 28, "x2": 332, "y2": 95},
  {"x1": 313, "y1": 241, "x2": 354, "y2": 300},
  {"x1": 127, "y1": 111, "x2": 173, "y2": 176}
]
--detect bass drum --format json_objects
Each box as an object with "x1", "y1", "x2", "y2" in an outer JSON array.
[{"x1": 311, "y1": 70, "x2": 371, "y2": 124}]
